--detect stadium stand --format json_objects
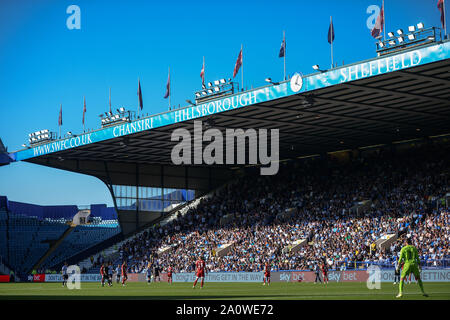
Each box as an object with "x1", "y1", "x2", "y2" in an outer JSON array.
[
  {"x1": 1, "y1": 211, "x2": 69, "y2": 275},
  {"x1": 0, "y1": 209, "x2": 8, "y2": 267},
  {"x1": 83, "y1": 194, "x2": 206, "y2": 274},
  {"x1": 0, "y1": 197, "x2": 122, "y2": 277},
  {"x1": 92, "y1": 139, "x2": 449, "y2": 274},
  {"x1": 39, "y1": 224, "x2": 121, "y2": 271},
  {"x1": 1, "y1": 140, "x2": 448, "y2": 278},
  {"x1": 7, "y1": 201, "x2": 78, "y2": 221}
]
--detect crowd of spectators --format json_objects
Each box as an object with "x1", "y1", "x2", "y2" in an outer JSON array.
[{"x1": 110, "y1": 142, "x2": 449, "y2": 273}]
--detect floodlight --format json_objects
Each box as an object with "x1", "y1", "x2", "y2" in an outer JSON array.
[
  {"x1": 201, "y1": 91, "x2": 207, "y2": 95},
  {"x1": 119, "y1": 107, "x2": 125, "y2": 113},
  {"x1": 398, "y1": 36, "x2": 404, "y2": 43},
  {"x1": 396, "y1": 29, "x2": 404, "y2": 35},
  {"x1": 195, "y1": 93, "x2": 201, "y2": 98},
  {"x1": 408, "y1": 25, "x2": 416, "y2": 32},
  {"x1": 214, "y1": 87, "x2": 220, "y2": 92},
  {"x1": 417, "y1": 22, "x2": 424, "y2": 30},
  {"x1": 388, "y1": 32, "x2": 395, "y2": 38},
  {"x1": 378, "y1": 41, "x2": 385, "y2": 48},
  {"x1": 208, "y1": 82, "x2": 213, "y2": 87},
  {"x1": 388, "y1": 39, "x2": 396, "y2": 45},
  {"x1": 207, "y1": 89, "x2": 213, "y2": 94},
  {"x1": 219, "y1": 79, "x2": 226, "y2": 84},
  {"x1": 312, "y1": 65, "x2": 320, "y2": 70},
  {"x1": 408, "y1": 34, "x2": 416, "y2": 40},
  {"x1": 265, "y1": 78, "x2": 272, "y2": 83},
  {"x1": 214, "y1": 80, "x2": 220, "y2": 85},
  {"x1": 22, "y1": 144, "x2": 26, "y2": 148}
]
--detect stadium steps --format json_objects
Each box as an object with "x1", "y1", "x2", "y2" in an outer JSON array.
[
  {"x1": 82, "y1": 182, "x2": 231, "y2": 270},
  {"x1": 51, "y1": 231, "x2": 123, "y2": 272},
  {"x1": 78, "y1": 198, "x2": 201, "y2": 272},
  {"x1": 76, "y1": 205, "x2": 189, "y2": 271},
  {"x1": 32, "y1": 225, "x2": 75, "y2": 271}
]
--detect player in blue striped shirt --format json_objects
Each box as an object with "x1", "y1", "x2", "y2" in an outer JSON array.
[{"x1": 61, "y1": 262, "x2": 68, "y2": 287}]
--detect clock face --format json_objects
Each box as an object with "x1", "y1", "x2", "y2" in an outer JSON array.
[{"x1": 290, "y1": 73, "x2": 303, "y2": 92}]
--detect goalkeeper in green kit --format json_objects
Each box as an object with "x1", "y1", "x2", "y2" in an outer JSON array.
[{"x1": 395, "y1": 237, "x2": 428, "y2": 298}]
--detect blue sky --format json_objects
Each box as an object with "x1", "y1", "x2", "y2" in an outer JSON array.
[{"x1": 0, "y1": 0, "x2": 446, "y2": 206}]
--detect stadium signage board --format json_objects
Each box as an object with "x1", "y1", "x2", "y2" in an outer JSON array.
[
  {"x1": 11, "y1": 41, "x2": 450, "y2": 162},
  {"x1": 33, "y1": 274, "x2": 46, "y2": 282},
  {"x1": 44, "y1": 273, "x2": 102, "y2": 282},
  {"x1": 172, "y1": 272, "x2": 264, "y2": 282},
  {"x1": 38, "y1": 270, "x2": 450, "y2": 283},
  {"x1": 0, "y1": 275, "x2": 10, "y2": 282},
  {"x1": 379, "y1": 269, "x2": 450, "y2": 282}
]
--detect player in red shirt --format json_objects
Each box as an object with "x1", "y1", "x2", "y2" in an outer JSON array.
[
  {"x1": 263, "y1": 262, "x2": 271, "y2": 286},
  {"x1": 121, "y1": 261, "x2": 128, "y2": 286},
  {"x1": 321, "y1": 262, "x2": 329, "y2": 284},
  {"x1": 167, "y1": 266, "x2": 173, "y2": 285},
  {"x1": 193, "y1": 256, "x2": 206, "y2": 289},
  {"x1": 100, "y1": 263, "x2": 106, "y2": 287}
]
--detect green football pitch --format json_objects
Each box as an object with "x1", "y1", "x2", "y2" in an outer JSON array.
[{"x1": 0, "y1": 282, "x2": 449, "y2": 300}]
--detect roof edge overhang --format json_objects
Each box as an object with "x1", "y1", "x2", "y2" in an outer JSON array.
[{"x1": 9, "y1": 40, "x2": 450, "y2": 163}]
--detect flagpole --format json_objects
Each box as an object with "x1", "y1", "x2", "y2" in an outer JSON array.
[
  {"x1": 83, "y1": 96, "x2": 86, "y2": 133},
  {"x1": 330, "y1": 16, "x2": 334, "y2": 69},
  {"x1": 168, "y1": 67, "x2": 171, "y2": 110},
  {"x1": 59, "y1": 104, "x2": 62, "y2": 139},
  {"x1": 383, "y1": 0, "x2": 386, "y2": 41},
  {"x1": 241, "y1": 44, "x2": 244, "y2": 91},
  {"x1": 283, "y1": 30, "x2": 286, "y2": 81},
  {"x1": 203, "y1": 56, "x2": 205, "y2": 84},
  {"x1": 137, "y1": 78, "x2": 140, "y2": 118},
  {"x1": 444, "y1": 0, "x2": 448, "y2": 38}
]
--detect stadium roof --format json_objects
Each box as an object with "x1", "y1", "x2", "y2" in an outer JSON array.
[{"x1": 5, "y1": 40, "x2": 450, "y2": 190}]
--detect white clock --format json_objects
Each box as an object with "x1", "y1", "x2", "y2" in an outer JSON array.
[{"x1": 290, "y1": 73, "x2": 303, "y2": 93}]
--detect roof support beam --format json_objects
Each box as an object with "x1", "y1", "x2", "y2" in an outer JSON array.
[
  {"x1": 396, "y1": 70, "x2": 450, "y2": 86},
  {"x1": 256, "y1": 100, "x2": 422, "y2": 129},
  {"x1": 341, "y1": 83, "x2": 450, "y2": 117}
]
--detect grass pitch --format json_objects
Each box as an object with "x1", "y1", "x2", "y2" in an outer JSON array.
[{"x1": 0, "y1": 282, "x2": 449, "y2": 300}]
